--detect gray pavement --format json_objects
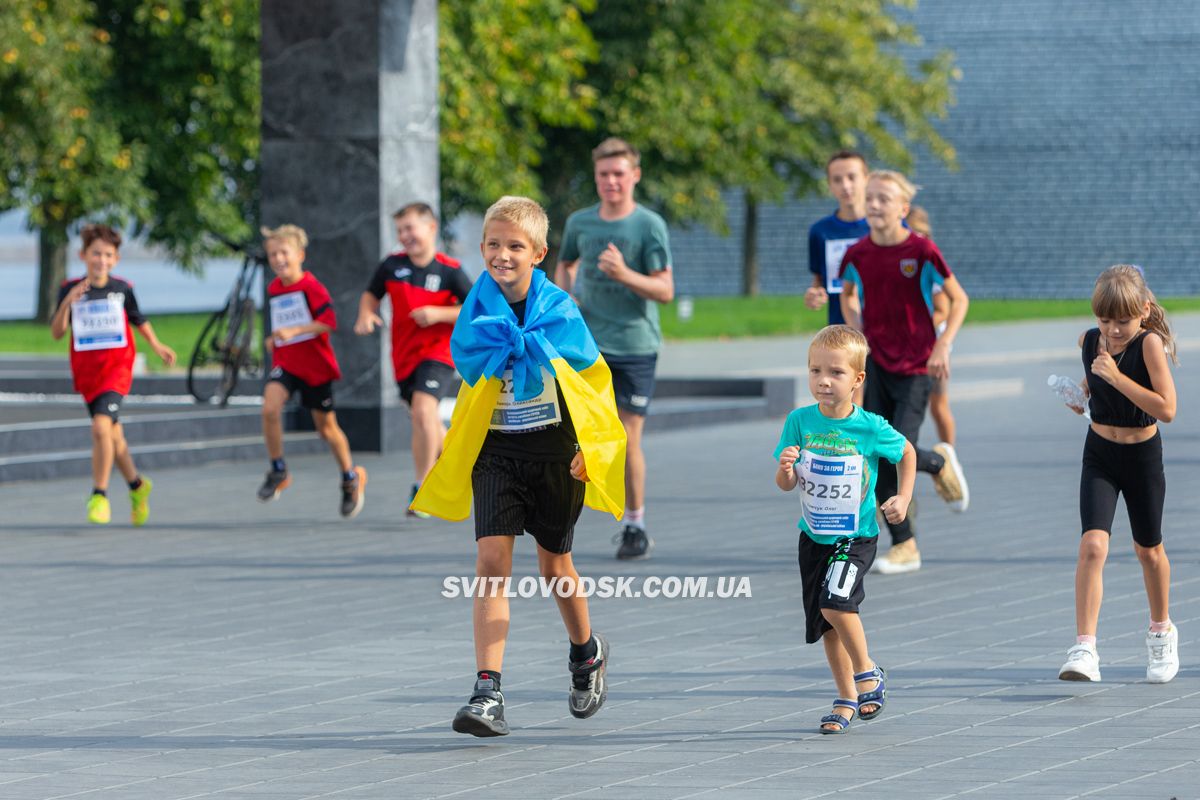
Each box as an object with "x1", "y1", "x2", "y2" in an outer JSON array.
[{"x1": 1, "y1": 316, "x2": 1198, "y2": 799}]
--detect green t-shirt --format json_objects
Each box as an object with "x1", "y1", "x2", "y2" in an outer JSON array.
[
  {"x1": 773, "y1": 404, "x2": 907, "y2": 545},
  {"x1": 559, "y1": 203, "x2": 672, "y2": 356}
]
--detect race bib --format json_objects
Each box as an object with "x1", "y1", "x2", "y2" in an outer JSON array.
[
  {"x1": 269, "y1": 292, "x2": 315, "y2": 346},
  {"x1": 71, "y1": 297, "x2": 127, "y2": 351},
  {"x1": 824, "y1": 238, "x2": 859, "y2": 294},
  {"x1": 798, "y1": 450, "x2": 863, "y2": 535},
  {"x1": 490, "y1": 366, "x2": 562, "y2": 432}
]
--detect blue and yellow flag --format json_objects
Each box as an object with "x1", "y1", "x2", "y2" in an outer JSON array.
[{"x1": 410, "y1": 269, "x2": 626, "y2": 521}]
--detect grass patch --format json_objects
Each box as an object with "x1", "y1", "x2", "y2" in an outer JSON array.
[{"x1": 0, "y1": 313, "x2": 212, "y2": 370}]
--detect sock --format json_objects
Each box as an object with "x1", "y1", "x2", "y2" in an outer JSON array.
[
  {"x1": 1150, "y1": 619, "x2": 1172, "y2": 634},
  {"x1": 477, "y1": 670, "x2": 501, "y2": 689},
  {"x1": 411, "y1": 482, "x2": 420, "y2": 498},
  {"x1": 271, "y1": 458, "x2": 286, "y2": 473},
  {"x1": 342, "y1": 469, "x2": 357, "y2": 483},
  {"x1": 570, "y1": 635, "x2": 597, "y2": 663},
  {"x1": 1076, "y1": 634, "x2": 1097, "y2": 646},
  {"x1": 128, "y1": 477, "x2": 143, "y2": 492},
  {"x1": 91, "y1": 488, "x2": 107, "y2": 498},
  {"x1": 625, "y1": 507, "x2": 645, "y2": 530}
]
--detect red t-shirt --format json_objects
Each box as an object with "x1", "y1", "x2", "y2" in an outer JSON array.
[
  {"x1": 57, "y1": 277, "x2": 144, "y2": 402},
  {"x1": 366, "y1": 252, "x2": 472, "y2": 381},
  {"x1": 267, "y1": 271, "x2": 341, "y2": 386},
  {"x1": 839, "y1": 233, "x2": 953, "y2": 375}
]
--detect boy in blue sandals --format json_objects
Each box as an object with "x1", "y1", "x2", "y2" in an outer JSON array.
[{"x1": 774, "y1": 325, "x2": 915, "y2": 733}]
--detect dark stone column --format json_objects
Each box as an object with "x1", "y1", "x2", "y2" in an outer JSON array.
[{"x1": 260, "y1": 0, "x2": 438, "y2": 451}]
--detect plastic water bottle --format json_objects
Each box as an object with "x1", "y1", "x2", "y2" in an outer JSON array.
[{"x1": 1048, "y1": 375, "x2": 1091, "y2": 420}]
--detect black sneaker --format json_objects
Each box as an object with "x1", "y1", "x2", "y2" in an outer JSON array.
[
  {"x1": 452, "y1": 674, "x2": 510, "y2": 737},
  {"x1": 339, "y1": 466, "x2": 367, "y2": 519},
  {"x1": 614, "y1": 525, "x2": 652, "y2": 560},
  {"x1": 256, "y1": 470, "x2": 291, "y2": 502},
  {"x1": 569, "y1": 633, "x2": 608, "y2": 719}
]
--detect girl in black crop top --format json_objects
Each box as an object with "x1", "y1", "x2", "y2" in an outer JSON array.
[{"x1": 1057, "y1": 265, "x2": 1180, "y2": 685}]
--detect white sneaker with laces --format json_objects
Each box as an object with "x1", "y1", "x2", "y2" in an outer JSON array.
[
  {"x1": 1146, "y1": 625, "x2": 1180, "y2": 684},
  {"x1": 1058, "y1": 642, "x2": 1101, "y2": 682}
]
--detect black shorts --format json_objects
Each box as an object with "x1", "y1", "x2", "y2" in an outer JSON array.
[
  {"x1": 798, "y1": 534, "x2": 877, "y2": 644},
  {"x1": 603, "y1": 352, "x2": 657, "y2": 416},
  {"x1": 86, "y1": 391, "x2": 124, "y2": 422},
  {"x1": 397, "y1": 360, "x2": 458, "y2": 405},
  {"x1": 864, "y1": 357, "x2": 931, "y2": 443},
  {"x1": 268, "y1": 367, "x2": 334, "y2": 411},
  {"x1": 472, "y1": 452, "x2": 586, "y2": 554},
  {"x1": 1080, "y1": 428, "x2": 1166, "y2": 547}
]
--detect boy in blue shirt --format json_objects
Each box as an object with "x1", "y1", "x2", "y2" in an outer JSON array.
[
  {"x1": 804, "y1": 151, "x2": 871, "y2": 326},
  {"x1": 774, "y1": 325, "x2": 915, "y2": 733}
]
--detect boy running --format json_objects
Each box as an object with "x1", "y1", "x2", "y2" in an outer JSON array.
[
  {"x1": 804, "y1": 151, "x2": 871, "y2": 326},
  {"x1": 50, "y1": 224, "x2": 176, "y2": 525}
]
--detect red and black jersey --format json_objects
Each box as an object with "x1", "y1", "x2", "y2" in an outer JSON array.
[
  {"x1": 367, "y1": 251, "x2": 473, "y2": 381},
  {"x1": 267, "y1": 271, "x2": 341, "y2": 387},
  {"x1": 57, "y1": 276, "x2": 145, "y2": 402}
]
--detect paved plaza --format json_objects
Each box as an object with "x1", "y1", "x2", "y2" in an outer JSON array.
[{"x1": 0, "y1": 316, "x2": 1197, "y2": 799}]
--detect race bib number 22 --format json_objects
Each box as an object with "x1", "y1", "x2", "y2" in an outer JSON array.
[{"x1": 798, "y1": 450, "x2": 863, "y2": 535}]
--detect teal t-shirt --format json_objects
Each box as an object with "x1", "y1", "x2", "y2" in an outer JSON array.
[
  {"x1": 559, "y1": 203, "x2": 672, "y2": 356},
  {"x1": 772, "y1": 404, "x2": 907, "y2": 544}
]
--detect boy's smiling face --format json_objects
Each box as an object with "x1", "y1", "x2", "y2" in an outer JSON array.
[
  {"x1": 865, "y1": 177, "x2": 910, "y2": 236},
  {"x1": 265, "y1": 238, "x2": 305, "y2": 284},
  {"x1": 80, "y1": 239, "x2": 119, "y2": 285},
  {"x1": 481, "y1": 220, "x2": 548, "y2": 303}
]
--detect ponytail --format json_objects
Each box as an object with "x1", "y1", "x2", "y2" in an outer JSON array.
[{"x1": 1141, "y1": 293, "x2": 1178, "y2": 365}]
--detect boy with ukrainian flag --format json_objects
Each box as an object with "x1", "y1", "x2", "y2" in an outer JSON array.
[{"x1": 412, "y1": 196, "x2": 626, "y2": 737}]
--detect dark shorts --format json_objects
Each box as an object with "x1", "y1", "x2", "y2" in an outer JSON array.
[
  {"x1": 1080, "y1": 428, "x2": 1165, "y2": 547},
  {"x1": 798, "y1": 534, "x2": 877, "y2": 644},
  {"x1": 86, "y1": 391, "x2": 124, "y2": 422},
  {"x1": 602, "y1": 352, "x2": 657, "y2": 416},
  {"x1": 397, "y1": 360, "x2": 458, "y2": 405},
  {"x1": 472, "y1": 452, "x2": 586, "y2": 554},
  {"x1": 268, "y1": 366, "x2": 334, "y2": 411},
  {"x1": 864, "y1": 357, "x2": 931, "y2": 442}
]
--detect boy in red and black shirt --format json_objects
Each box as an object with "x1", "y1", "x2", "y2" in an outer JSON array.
[
  {"x1": 50, "y1": 224, "x2": 176, "y2": 526},
  {"x1": 259, "y1": 224, "x2": 367, "y2": 519},
  {"x1": 354, "y1": 203, "x2": 472, "y2": 515}
]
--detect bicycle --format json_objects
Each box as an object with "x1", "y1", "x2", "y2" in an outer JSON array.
[{"x1": 187, "y1": 240, "x2": 267, "y2": 405}]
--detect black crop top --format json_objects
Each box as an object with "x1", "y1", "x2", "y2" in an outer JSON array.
[{"x1": 1082, "y1": 328, "x2": 1155, "y2": 428}]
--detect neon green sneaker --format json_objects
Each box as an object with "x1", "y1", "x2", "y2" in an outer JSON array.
[
  {"x1": 87, "y1": 494, "x2": 111, "y2": 525},
  {"x1": 129, "y1": 477, "x2": 153, "y2": 527}
]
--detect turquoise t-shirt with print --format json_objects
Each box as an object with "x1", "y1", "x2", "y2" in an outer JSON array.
[
  {"x1": 559, "y1": 203, "x2": 672, "y2": 356},
  {"x1": 772, "y1": 404, "x2": 907, "y2": 545}
]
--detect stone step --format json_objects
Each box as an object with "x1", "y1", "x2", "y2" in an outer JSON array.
[{"x1": 0, "y1": 406, "x2": 264, "y2": 455}]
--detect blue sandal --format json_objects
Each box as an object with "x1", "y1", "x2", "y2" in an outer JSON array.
[
  {"x1": 855, "y1": 666, "x2": 886, "y2": 720},
  {"x1": 818, "y1": 698, "x2": 859, "y2": 734}
]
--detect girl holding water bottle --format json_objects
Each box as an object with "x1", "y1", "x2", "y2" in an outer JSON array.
[{"x1": 1057, "y1": 265, "x2": 1179, "y2": 684}]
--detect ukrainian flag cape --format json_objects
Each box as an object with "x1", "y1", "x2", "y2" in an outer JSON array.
[{"x1": 410, "y1": 269, "x2": 626, "y2": 521}]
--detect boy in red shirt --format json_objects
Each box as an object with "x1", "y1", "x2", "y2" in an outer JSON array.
[
  {"x1": 258, "y1": 224, "x2": 367, "y2": 518},
  {"x1": 50, "y1": 224, "x2": 177, "y2": 525},
  {"x1": 354, "y1": 203, "x2": 472, "y2": 516}
]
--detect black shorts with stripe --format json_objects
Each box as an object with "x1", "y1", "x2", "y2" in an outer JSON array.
[
  {"x1": 472, "y1": 452, "x2": 586, "y2": 554},
  {"x1": 798, "y1": 534, "x2": 877, "y2": 644}
]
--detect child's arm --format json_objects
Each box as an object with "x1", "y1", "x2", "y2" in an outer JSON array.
[
  {"x1": 273, "y1": 321, "x2": 333, "y2": 343},
  {"x1": 931, "y1": 289, "x2": 950, "y2": 328},
  {"x1": 839, "y1": 283, "x2": 862, "y2": 330},
  {"x1": 353, "y1": 292, "x2": 384, "y2": 335},
  {"x1": 879, "y1": 441, "x2": 916, "y2": 524},
  {"x1": 554, "y1": 259, "x2": 578, "y2": 293},
  {"x1": 927, "y1": 275, "x2": 968, "y2": 379},
  {"x1": 776, "y1": 445, "x2": 800, "y2": 491},
  {"x1": 410, "y1": 305, "x2": 462, "y2": 328},
  {"x1": 1091, "y1": 331, "x2": 1176, "y2": 423},
  {"x1": 135, "y1": 322, "x2": 177, "y2": 366},
  {"x1": 50, "y1": 281, "x2": 89, "y2": 340}
]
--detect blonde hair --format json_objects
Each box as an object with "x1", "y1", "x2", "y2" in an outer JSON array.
[
  {"x1": 260, "y1": 224, "x2": 308, "y2": 250},
  {"x1": 1092, "y1": 264, "x2": 1177, "y2": 364},
  {"x1": 482, "y1": 196, "x2": 549, "y2": 253},
  {"x1": 809, "y1": 325, "x2": 870, "y2": 372},
  {"x1": 907, "y1": 205, "x2": 932, "y2": 236},
  {"x1": 592, "y1": 136, "x2": 640, "y2": 166},
  {"x1": 868, "y1": 170, "x2": 919, "y2": 203}
]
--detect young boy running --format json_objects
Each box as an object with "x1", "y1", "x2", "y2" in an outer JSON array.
[
  {"x1": 839, "y1": 171, "x2": 970, "y2": 575},
  {"x1": 804, "y1": 151, "x2": 871, "y2": 326},
  {"x1": 50, "y1": 224, "x2": 176, "y2": 525},
  {"x1": 412, "y1": 196, "x2": 627, "y2": 736},
  {"x1": 775, "y1": 325, "x2": 915, "y2": 733},
  {"x1": 257, "y1": 224, "x2": 367, "y2": 518},
  {"x1": 354, "y1": 203, "x2": 472, "y2": 516}
]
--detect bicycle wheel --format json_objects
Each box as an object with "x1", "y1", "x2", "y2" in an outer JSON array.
[
  {"x1": 187, "y1": 306, "x2": 234, "y2": 403},
  {"x1": 216, "y1": 298, "x2": 256, "y2": 405}
]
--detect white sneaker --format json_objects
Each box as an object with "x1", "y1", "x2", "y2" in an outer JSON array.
[
  {"x1": 872, "y1": 539, "x2": 921, "y2": 575},
  {"x1": 931, "y1": 443, "x2": 969, "y2": 512},
  {"x1": 1146, "y1": 625, "x2": 1180, "y2": 684},
  {"x1": 1058, "y1": 642, "x2": 1101, "y2": 681}
]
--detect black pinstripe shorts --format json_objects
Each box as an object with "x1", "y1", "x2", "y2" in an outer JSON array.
[{"x1": 472, "y1": 452, "x2": 586, "y2": 554}]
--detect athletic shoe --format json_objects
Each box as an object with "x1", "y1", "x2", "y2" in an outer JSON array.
[
  {"x1": 340, "y1": 466, "x2": 368, "y2": 519},
  {"x1": 872, "y1": 539, "x2": 921, "y2": 575},
  {"x1": 1146, "y1": 625, "x2": 1180, "y2": 684},
  {"x1": 931, "y1": 442, "x2": 969, "y2": 512},
  {"x1": 129, "y1": 478, "x2": 153, "y2": 527},
  {"x1": 615, "y1": 525, "x2": 652, "y2": 560},
  {"x1": 568, "y1": 633, "x2": 609, "y2": 719},
  {"x1": 256, "y1": 470, "x2": 291, "y2": 502},
  {"x1": 1058, "y1": 642, "x2": 1101, "y2": 682},
  {"x1": 406, "y1": 484, "x2": 430, "y2": 519},
  {"x1": 86, "y1": 494, "x2": 111, "y2": 525},
  {"x1": 452, "y1": 674, "x2": 509, "y2": 737}
]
